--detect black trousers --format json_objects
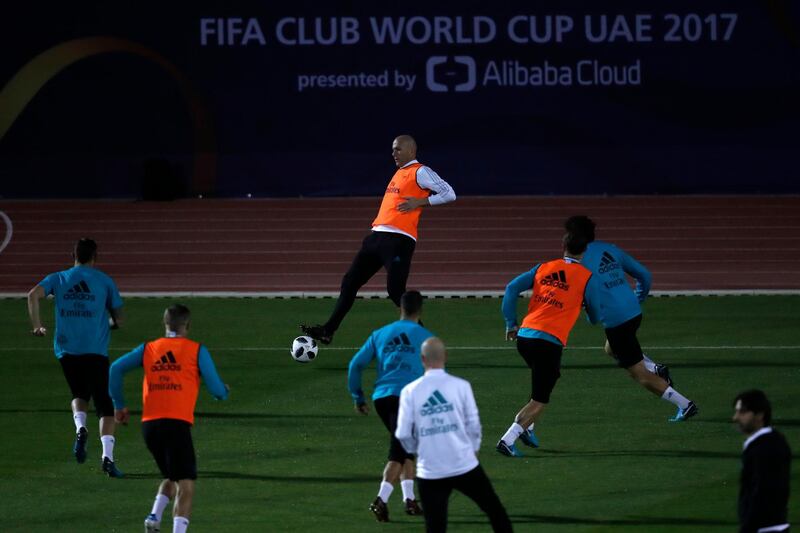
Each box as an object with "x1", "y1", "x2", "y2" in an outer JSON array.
[
  {"x1": 325, "y1": 231, "x2": 416, "y2": 332},
  {"x1": 417, "y1": 465, "x2": 513, "y2": 533}
]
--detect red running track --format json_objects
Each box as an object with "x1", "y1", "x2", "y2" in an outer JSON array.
[{"x1": 1, "y1": 196, "x2": 799, "y2": 293}]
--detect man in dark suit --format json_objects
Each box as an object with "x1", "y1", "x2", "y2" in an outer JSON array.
[{"x1": 732, "y1": 389, "x2": 792, "y2": 533}]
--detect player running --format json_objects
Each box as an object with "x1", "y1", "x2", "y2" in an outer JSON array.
[
  {"x1": 564, "y1": 215, "x2": 697, "y2": 422},
  {"x1": 109, "y1": 304, "x2": 228, "y2": 533},
  {"x1": 301, "y1": 135, "x2": 455, "y2": 345},
  {"x1": 348, "y1": 291, "x2": 432, "y2": 522},
  {"x1": 27, "y1": 238, "x2": 125, "y2": 477},
  {"x1": 496, "y1": 232, "x2": 595, "y2": 457}
]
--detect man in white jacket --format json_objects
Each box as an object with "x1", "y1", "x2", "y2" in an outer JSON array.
[{"x1": 395, "y1": 337, "x2": 512, "y2": 532}]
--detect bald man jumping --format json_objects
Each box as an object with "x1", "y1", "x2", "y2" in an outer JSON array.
[{"x1": 301, "y1": 135, "x2": 456, "y2": 345}]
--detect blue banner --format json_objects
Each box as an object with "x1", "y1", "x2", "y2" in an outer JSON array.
[{"x1": 1, "y1": 1, "x2": 798, "y2": 197}]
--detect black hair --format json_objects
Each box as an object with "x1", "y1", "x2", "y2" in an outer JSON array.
[
  {"x1": 73, "y1": 238, "x2": 98, "y2": 264},
  {"x1": 733, "y1": 389, "x2": 772, "y2": 425},
  {"x1": 564, "y1": 215, "x2": 596, "y2": 243},
  {"x1": 563, "y1": 232, "x2": 589, "y2": 256},
  {"x1": 165, "y1": 304, "x2": 191, "y2": 332},
  {"x1": 400, "y1": 290, "x2": 423, "y2": 316}
]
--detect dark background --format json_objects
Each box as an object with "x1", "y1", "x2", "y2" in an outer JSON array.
[{"x1": 1, "y1": 1, "x2": 798, "y2": 198}]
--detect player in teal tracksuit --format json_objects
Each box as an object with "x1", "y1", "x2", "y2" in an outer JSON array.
[
  {"x1": 27, "y1": 238, "x2": 126, "y2": 476},
  {"x1": 565, "y1": 216, "x2": 698, "y2": 422},
  {"x1": 348, "y1": 291, "x2": 433, "y2": 522}
]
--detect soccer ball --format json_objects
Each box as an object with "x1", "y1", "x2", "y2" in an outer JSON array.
[{"x1": 290, "y1": 336, "x2": 318, "y2": 363}]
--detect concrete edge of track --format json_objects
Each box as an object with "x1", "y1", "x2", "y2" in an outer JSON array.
[{"x1": 1, "y1": 289, "x2": 799, "y2": 299}]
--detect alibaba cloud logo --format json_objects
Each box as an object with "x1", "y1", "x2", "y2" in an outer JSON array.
[{"x1": 425, "y1": 56, "x2": 476, "y2": 93}]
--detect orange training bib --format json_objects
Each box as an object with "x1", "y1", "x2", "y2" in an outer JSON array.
[
  {"x1": 521, "y1": 259, "x2": 592, "y2": 345},
  {"x1": 141, "y1": 337, "x2": 202, "y2": 424},
  {"x1": 371, "y1": 163, "x2": 430, "y2": 239}
]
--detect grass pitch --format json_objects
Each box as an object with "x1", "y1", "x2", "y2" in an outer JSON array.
[{"x1": 0, "y1": 296, "x2": 798, "y2": 532}]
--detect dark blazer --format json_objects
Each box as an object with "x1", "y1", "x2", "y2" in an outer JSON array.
[{"x1": 739, "y1": 428, "x2": 792, "y2": 533}]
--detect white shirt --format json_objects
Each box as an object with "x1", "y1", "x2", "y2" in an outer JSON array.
[
  {"x1": 743, "y1": 426, "x2": 772, "y2": 450},
  {"x1": 373, "y1": 159, "x2": 456, "y2": 240},
  {"x1": 395, "y1": 368, "x2": 481, "y2": 479}
]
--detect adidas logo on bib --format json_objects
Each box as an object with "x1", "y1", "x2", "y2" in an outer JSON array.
[
  {"x1": 151, "y1": 351, "x2": 181, "y2": 372},
  {"x1": 540, "y1": 270, "x2": 570, "y2": 290}
]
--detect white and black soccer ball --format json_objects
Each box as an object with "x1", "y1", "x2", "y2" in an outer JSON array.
[{"x1": 290, "y1": 335, "x2": 318, "y2": 363}]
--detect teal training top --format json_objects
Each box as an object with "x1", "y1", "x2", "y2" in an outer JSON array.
[
  {"x1": 347, "y1": 319, "x2": 433, "y2": 403},
  {"x1": 38, "y1": 265, "x2": 123, "y2": 358}
]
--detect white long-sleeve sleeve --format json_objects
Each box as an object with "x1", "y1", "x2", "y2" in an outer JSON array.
[
  {"x1": 416, "y1": 165, "x2": 456, "y2": 206},
  {"x1": 396, "y1": 386, "x2": 418, "y2": 454},
  {"x1": 461, "y1": 383, "x2": 482, "y2": 452}
]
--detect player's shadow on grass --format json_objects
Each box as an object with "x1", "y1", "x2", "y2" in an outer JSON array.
[
  {"x1": 533, "y1": 448, "x2": 743, "y2": 459},
  {"x1": 691, "y1": 417, "x2": 800, "y2": 428},
  {"x1": 196, "y1": 411, "x2": 351, "y2": 420},
  {"x1": 6, "y1": 409, "x2": 795, "y2": 429},
  {"x1": 126, "y1": 471, "x2": 378, "y2": 483},
  {"x1": 448, "y1": 360, "x2": 800, "y2": 370},
  {"x1": 0, "y1": 408, "x2": 70, "y2": 415},
  {"x1": 124, "y1": 473, "x2": 167, "y2": 479},
  {"x1": 452, "y1": 514, "x2": 738, "y2": 526},
  {"x1": 0, "y1": 409, "x2": 350, "y2": 420},
  {"x1": 655, "y1": 360, "x2": 800, "y2": 369},
  {"x1": 200, "y1": 471, "x2": 376, "y2": 483}
]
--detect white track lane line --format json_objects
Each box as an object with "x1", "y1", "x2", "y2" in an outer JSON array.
[{"x1": 2, "y1": 345, "x2": 799, "y2": 352}]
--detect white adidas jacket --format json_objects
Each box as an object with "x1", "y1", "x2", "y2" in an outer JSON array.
[{"x1": 395, "y1": 368, "x2": 481, "y2": 479}]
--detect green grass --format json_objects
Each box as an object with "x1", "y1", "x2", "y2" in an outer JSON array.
[{"x1": 0, "y1": 296, "x2": 798, "y2": 532}]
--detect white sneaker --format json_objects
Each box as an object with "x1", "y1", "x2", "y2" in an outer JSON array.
[{"x1": 144, "y1": 513, "x2": 160, "y2": 532}]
